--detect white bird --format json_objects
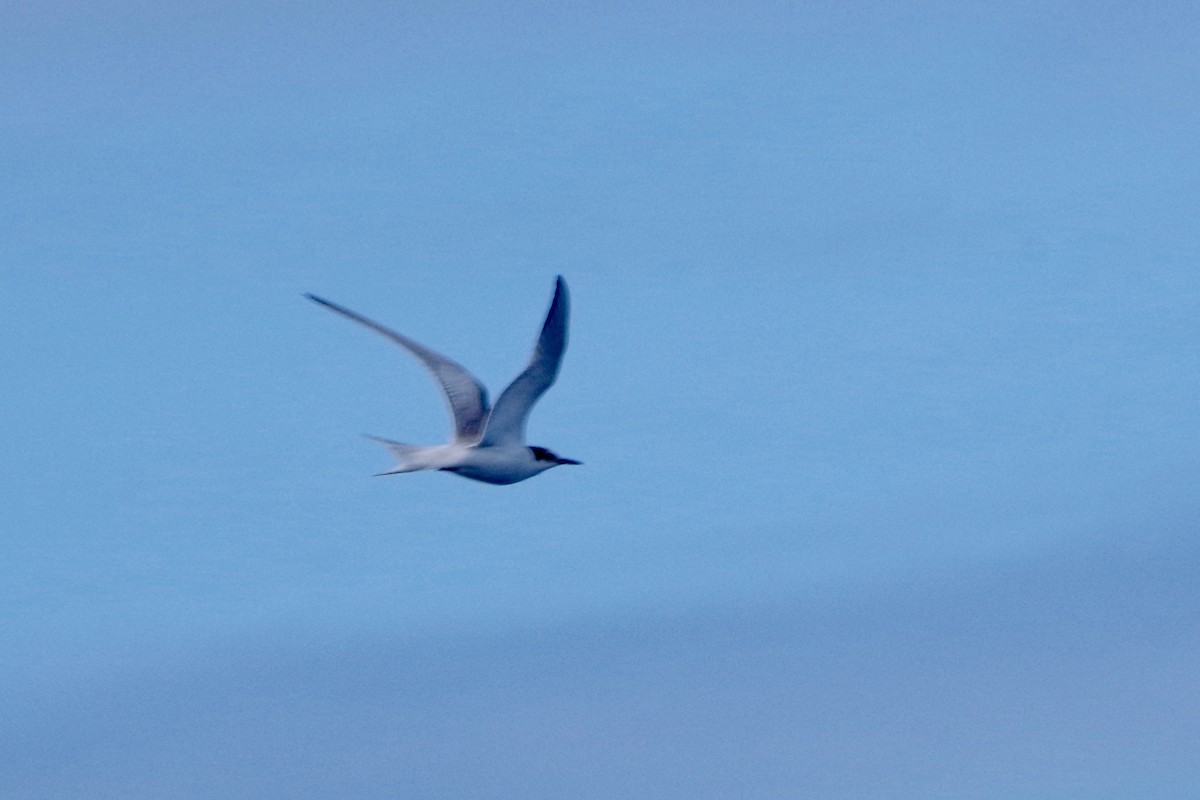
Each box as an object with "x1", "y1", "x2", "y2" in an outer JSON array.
[{"x1": 305, "y1": 276, "x2": 580, "y2": 485}]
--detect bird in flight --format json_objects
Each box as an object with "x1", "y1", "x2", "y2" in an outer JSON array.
[{"x1": 305, "y1": 277, "x2": 580, "y2": 485}]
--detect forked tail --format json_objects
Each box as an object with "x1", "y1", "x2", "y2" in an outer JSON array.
[{"x1": 363, "y1": 435, "x2": 435, "y2": 476}]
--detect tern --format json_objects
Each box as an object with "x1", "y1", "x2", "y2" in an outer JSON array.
[{"x1": 305, "y1": 277, "x2": 580, "y2": 485}]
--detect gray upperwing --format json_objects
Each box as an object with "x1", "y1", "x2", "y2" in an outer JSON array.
[
  {"x1": 305, "y1": 294, "x2": 490, "y2": 443},
  {"x1": 479, "y1": 276, "x2": 569, "y2": 447}
]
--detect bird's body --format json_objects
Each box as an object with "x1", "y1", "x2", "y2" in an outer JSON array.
[
  {"x1": 363, "y1": 438, "x2": 568, "y2": 485},
  {"x1": 306, "y1": 277, "x2": 579, "y2": 485}
]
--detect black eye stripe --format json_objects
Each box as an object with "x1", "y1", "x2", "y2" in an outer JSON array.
[{"x1": 528, "y1": 446, "x2": 556, "y2": 462}]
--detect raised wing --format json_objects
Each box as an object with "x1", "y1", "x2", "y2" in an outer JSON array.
[
  {"x1": 480, "y1": 276, "x2": 569, "y2": 447},
  {"x1": 305, "y1": 294, "x2": 489, "y2": 443}
]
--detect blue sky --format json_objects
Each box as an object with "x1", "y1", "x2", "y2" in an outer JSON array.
[{"x1": 3, "y1": 2, "x2": 1200, "y2": 796}]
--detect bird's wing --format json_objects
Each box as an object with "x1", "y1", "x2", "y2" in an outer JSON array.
[
  {"x1": 305, "y1": 294, "x2": 489, "y2": 443},
  {"x1": 479, "y1": 276, "x2": 569, "y2": 447}
]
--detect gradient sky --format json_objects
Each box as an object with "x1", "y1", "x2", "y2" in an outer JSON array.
[{"x1": 3, "y1": 2, "x2": 1200, "y2": 797}]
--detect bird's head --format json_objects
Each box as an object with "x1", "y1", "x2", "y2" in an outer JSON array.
[{"x1": 528, "y1": 446, "x2": 582, "y2": 468}]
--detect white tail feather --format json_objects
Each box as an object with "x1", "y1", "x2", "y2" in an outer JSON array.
[{"x1": 363, "y1": 435, "x2": 436, "y2": 475}]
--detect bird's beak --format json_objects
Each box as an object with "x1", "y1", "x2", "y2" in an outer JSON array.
[{"x1": 555, "y1": 457, "x2": 582, "y2": 465}]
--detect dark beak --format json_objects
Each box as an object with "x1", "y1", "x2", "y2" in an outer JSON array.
[{"x1": 555, "y1": 457, "x2": 582, "y2": 465}]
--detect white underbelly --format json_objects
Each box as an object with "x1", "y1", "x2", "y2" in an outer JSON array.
[{"x1": 445, "y1": 447, "x2": 541, "y2": 485}]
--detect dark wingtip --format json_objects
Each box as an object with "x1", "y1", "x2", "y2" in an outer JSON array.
[
  {"x1": 304, "y1": 292, "x2": 330, "y2": 306},
  {"x1": 552, "y1": 276, "x2": 569, "y2": 307}
]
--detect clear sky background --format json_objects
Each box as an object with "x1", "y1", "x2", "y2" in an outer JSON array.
[{"x1": 3, "y1": 2, "x2": 1199, "y2": 797}]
